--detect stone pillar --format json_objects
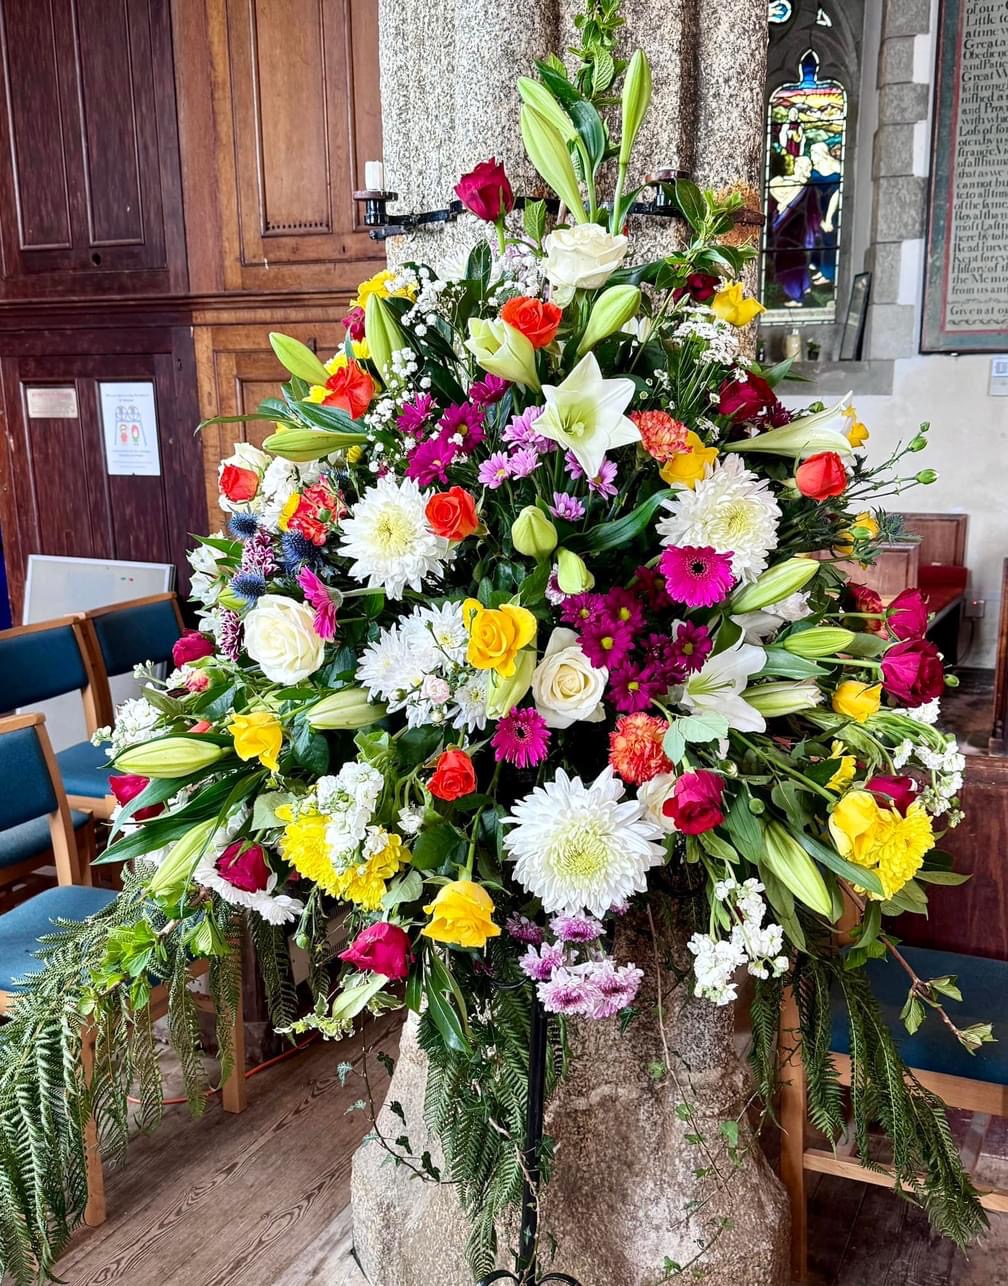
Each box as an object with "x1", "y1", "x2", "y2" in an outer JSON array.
[{"x1": 354, "y1": 4, "x2": 785, "y2": 1282}]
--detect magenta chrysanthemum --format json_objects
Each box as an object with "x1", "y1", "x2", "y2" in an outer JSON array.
[
  {"x1": 658, "y1": 544, "x2": 735, "y2": 607},
  {"x1": 404, "y1": 432, "x2": 458, "y2": 486},
  {"x1": 397, "y1": 394, "x2": 435, "y2": 437},
  {"x1": 491, "y1": 706, "x2": 551, "y2": 768},
  {"x1": 579, "y1": 616, "x2": 636, "y2": 669}
]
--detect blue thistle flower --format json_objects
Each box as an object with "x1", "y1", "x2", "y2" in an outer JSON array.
[
  {"x1": 229, "y1": 512, "x2": 259, "y2": 540},
  {"x1": 230, "y1": 572, "x2": 267, "y2": 600},
  {"x1": 281, "y1": 530, "x2": 320, "y2": 573}
]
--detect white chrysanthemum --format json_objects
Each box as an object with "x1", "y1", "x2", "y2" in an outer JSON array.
[
  {"x1": 405, "y1": 601, "x2": 469, "y2": 666},
  {"x1": 504, "y1": 767, "x2": 665, "y2": 916},
  {"x1": 338, "y1": 476, "x2": 451, "y2": 599},
  {"x1": 451, "y1": 670, "x2": 490, "y2": 732},
  {"x1": 657, "y1": 455, "x2": 781, "y2": 584},
  {"x1": 356, "y1": 625, "x2": 430, "y2": 706}
]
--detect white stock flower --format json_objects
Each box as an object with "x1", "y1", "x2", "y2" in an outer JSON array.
[
  {"x1": 532, "y1": 627, "x2": 607, "y2": 729},
  {"x1": 657, "y1": 456, "x2": 781, "y2": 584},
  {"x1": 244, "y1": 596, "x2": 325, "y2": 684},
  {"x1": 681, "y1": 637, "x2": 766, "y2": 732},
  {"x1": 504, "y1": 766, "x2": 665, "y2": 916},
  {"x1": 542, "y1": 225, "x2": 629, "y2": 302},
  {"x1": 338, "y1": 476, "x2": 451, "y2": 599}
]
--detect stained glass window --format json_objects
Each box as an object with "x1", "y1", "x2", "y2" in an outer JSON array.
[{"x1": 762, "y1": 49, "x2": 847, "y2": 321}]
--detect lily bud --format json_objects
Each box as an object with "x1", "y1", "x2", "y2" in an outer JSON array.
[
  {"x1": 762, "y1": 820, "x2": 834, "y2": 919},
  {"x1": 147, "y1": 819, "x2": 217, "y2": 901},
  {"x1": 743, "y1": 679, "x2": 823, "y2": 718},
  {"x1": 216, "y1": 588, "x2": 246, "y2": 613},
  {"x1": 782, "y1": 627, "x2": 856, "y2": 658},
  {"x1": 555, "y1": 547, "x2": 594, "y2": 594},
  {"x1": 115, "y1": 737, "x2": 227, "y2": 778},
  {"x1": 365, "y1": 293, "x2": 409, "y2": 384},
  {"x1": 722, "y1": 398, "x2": 854, "y2": 459},
  {"x1": 269, "y1": 333, "x2": 331, "y2": 386},
  {"x1": 516, "y1": 78, "x2": 577, "y2": 143},
  {"x1": 465, "y1": 317, "x2": 541, "y2": 389},
  {"x1": 576, "y1": 285, "x2": 642, "y2": 356},
  {"x1": 263, "y1": 427, "x2": 367, "y2": 462},
  {"x1": 619, "y1": 50, "x2": 652, "y2": 167},
  {"x1": 730, "y1": 558, "x2": 819, "y2": 613},
  {"x1": 486, "y1": 648, "x2": 537, "y2": 718},
  {"x1": 520, "y1": 104, "x2": 588, "y2": 224},
  {"x1": 511, "y1": 506, "x2": 558, "y2": 559},
  {"x1": 307, "y1": 687, "x2": 388, "y2": 730}
]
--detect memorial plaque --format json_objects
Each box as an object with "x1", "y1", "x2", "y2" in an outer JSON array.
[{"x1": 923, "y1": 0, "x2": 1008, "y2": 352}]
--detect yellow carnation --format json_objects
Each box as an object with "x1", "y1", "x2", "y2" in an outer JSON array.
[
  {"x1": 831, "y1": 680, "x2": 881, "y2": 723},
  {"x1": 350, "y1": 268, "x2": 416, "y2": 311},
  {"x1": 462, "y1": 599, "x2": 537, "y2": 677},
  {"x1": 228, "y1": 710, "x2": 282, "y2": 773},
  {"x1": 710, "y1": 282, "x2": 765, "y2": 327},
  {"x1": 829, "y1": 792, "x2": 934, "y2": 900},
  {"x1": 278, "y1": 492, "x2": 300, "y2": 532},
  {"x1": 874, "y1": 802, "x2": 934, "y2": 899},
  {"x1": 659, "y1": 432, "x2": 719, "y2": 489},
  {"x1": 422, "y1": 880, "x2": 501, "y2": 948}
]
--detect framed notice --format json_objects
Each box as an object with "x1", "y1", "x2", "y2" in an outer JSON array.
[
  {"x1": 923, "y1": 0, "x2": 1008, "y2": 352},
  {"x1": 98, "y1": 380, "x2": 161, "y2": 476}
]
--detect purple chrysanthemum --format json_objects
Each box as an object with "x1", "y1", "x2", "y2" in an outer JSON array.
[
  {"x1": 602, "y1": 587, "x2": 646, "y2": 632},
  {"x1": 218, "y1": 608, "x2": 243, "y2": 662},
  {"x1": 404, "y1": 431, "x2": 458, "y2": 486},
  {"x1": 491, "y1": 706, "x2": 550, "y2": 768},
  {"x1": 241, "y1": 527, "x2": 277, "y2": 578},
  {"x1": 537, "y1": 967, "x2": 597, "y2": 1015},
  {"x1": 477, "y1": 451, "x2": 512, "y2": 489},
  {"x1": 670, "y1": 620, "x2": 713, "y2": 674},
  {"x1": 606, "y1": 661, "x2": 667, "y2": 713},
  {"x1": 631, "y1": 565, "x2": 672, "y2": 612},
  {"x1": 549, "y1": 491, "x2": 585, "y2": 522},
  {"x1": 659, "y1": 544, "x2": 735, "y2": 608},
  {"x1": 439, "y1": 402, "x2": 485, "y2": 451},
  {"x1": 507, "y1": 446, "x2": 539, "y2": 479},
  {"x1": 550, "y1": 913, "x2": 604, "y2": 943},
  {"x1": 520, "y1": 943, "x2": 565, "y2": 982},
  {"x1": 506, "y1": 913, "x2": 545, "y2": 946},
  {"x1": 503, "y1": 405, "x2": 551, "y2": 451},
  {"x1": 579, "y1": 616, "x2": 636, "y2": 669},
  {"x1": 397, "y1": 394, "x2": 436, "y2": 437},
  {"x1": 560, "y1": 591, "x2": 602, "y2": 629},
  {"x1": 578, "y1": 959, "x2": 644, "y2": 1019}
]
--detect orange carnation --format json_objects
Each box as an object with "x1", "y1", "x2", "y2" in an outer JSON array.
[
  {"x1": 608, "y1": 713, "x2": 673, "y2": 785},
  {"x1": 630, "y1": 411, "x2": 690, "y2": 463},
  {"x1": 499, "y1": 296, "x2": 563, "y2": 349}
]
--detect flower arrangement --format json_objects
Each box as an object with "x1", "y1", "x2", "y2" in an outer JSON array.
[{"x1": 0, "y1": 14, "x2": 989, "y2": 1283}]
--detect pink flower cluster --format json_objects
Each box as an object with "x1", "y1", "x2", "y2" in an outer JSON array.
[
  {"x1": 514, "y1": 913, "x2": 643, "y2": 1018},
  {"x1": 402, "y1": 400, "x2": 487, "y2": 486}
]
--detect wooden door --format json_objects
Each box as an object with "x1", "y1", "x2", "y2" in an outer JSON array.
[{"x1": 0, "y1": 0, "x2": 186, "y2": 297}]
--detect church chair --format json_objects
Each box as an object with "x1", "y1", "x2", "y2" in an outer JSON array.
[
  {"x1": 778, "y1": 947, "x2": 1008, "y2": 1282},
  {"x1": 0, "y1": 711, "x2": 247, "y2": 1228}
]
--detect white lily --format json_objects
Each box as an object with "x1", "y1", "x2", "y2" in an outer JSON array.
[
  {"x1": 681, "y1": 638, "x2": 767, "y2": 733},
  {"x1": 721, "y1": 395, "x2": 854, "y2": 459},
  {"x1": 535, "y1": 353, "x2": 640, "y2": 479}
]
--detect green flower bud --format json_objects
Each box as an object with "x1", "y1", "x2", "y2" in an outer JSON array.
[
  {"x1": 516, "y1": 77, "x2": 577, "y2": 143},
  {"x1": 269, "y1": 333, "x2": 331, "y2": 386},
  {"x1": 216, "y1": 589, "x2": 246, "y2": 613},
  {"x1": 147, "y1": 819, "x2": 217, "y2": 901},
  {"x1": 115, "y1": 737, "x2": 227, "y2": 778},
  {"x1": 263, "y1": 427, "x2": 367, "y2": 462},
  {"x1": 908, "y1": 434, "x2": 928, "y2": 452},
  {"x1": 511, "y1": 505, "x2": 558, "y2": 559},
  {"x1": 520, "y1": 104, "x2": 588, "y2": 224},
  {"x1": 781, "y1": 627, "x2": 856, "y2": 658},
  {"x1": 555, "y1": 547, "x2": 594, "y2": 594},
  {"x1": 916, "y1": 468, "x2": 938, "y2": 484},
  {"x1": 365, "y1": 293, "x2": 409, "y2": 384},
  {"x1": 486, "y1": 648, "x2": 537, "y2": 718},
  {"x1": 466, "y1": 317, "x2": 541, "y2": 389},
  {"x1": 619, "y1": 50, "x2": 653, "y2": 167},
  {"x1": 762, "y1": 820, "x2": 834, "y2": 919},
  {"x1": 576, "y1": 285, "x2": 642, "y2": 356},
  {"x1": 742, "y1": 679, "x2": 823, "y2": 718},
  {"x1": 729, "y1": 558, "x2": 819, "y2": 613},
  {"x1": 307, "y1": 687, "x2": 387, "y2": 730}
]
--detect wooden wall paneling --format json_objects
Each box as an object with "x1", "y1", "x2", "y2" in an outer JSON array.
[
  {"x1": 0, "y1": 0, "x2": 186, "y2": 297},
  {"x1": 900, "y1": 513, "x2": 969, "y2": 567}
]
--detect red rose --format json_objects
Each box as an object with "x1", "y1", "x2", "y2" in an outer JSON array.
[
  {"x1": 673, "y1": 272, "x2": 720, "y2": 303},
  {"x1": 425, "y1": 487, "x2": 480, "y2": 541},
  {"x1": 342, "y1": 305, "x2": 366, "y2": 341},
  {"x1": 454, "y1": 157, "x2": 514, "y2": 223},
  {"x1": 886, "y1": 587, "x2": 930, "y2": 640},
  {"x1": 108, "y1": 773, "x2": 164, "y2": 821},
  {"x1": 866, "y1": 774, "x2": 918, "y2": 816},
  {"x1": 339, "y1": 922, "x2": 413, "y2": 980},
  {"x1": 172, "y1": 629, "x2": 215, "y2": 667},
  {"x1": 215, "y1": 841, "x2": 272, "y2": 894},
  {"x1": 845, "y1": 582, "x2": 886, "y2": 634},
  {"x1": 881, "y1": 638, "x2": 945, "y2": 707},
  {"x1": 717, "y1": 373, "x2": 776, "y2": 423},
  {"x1": 219, "y1": 464, "x2": 260, "y2": 503},
  {"x1": 429, "y1": 749, "x2": 477, "y2": 801},
  {"x1": 663, "y1": 770, "x2": 724, "y2": 834},
  {"x1": 321, "y1": 359, "x2": 374, "y2": 419},
  {"x1": 498, "y1": 296, "x2": 563, "y2": 349},
  {"x1": 795, "y1": 452, "x2": 848, "y2": 500}
]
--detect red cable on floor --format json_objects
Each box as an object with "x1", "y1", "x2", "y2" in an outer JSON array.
[{"x1": 126, "y1": 1033, "x2": 319, "y2": 1107}]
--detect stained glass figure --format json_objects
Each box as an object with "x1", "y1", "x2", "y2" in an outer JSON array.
[
  {"x1": 762, "y1": 49, "x2": 846, "y2": 320},
  {"x1": 768, "y1": 0, "x2": 793, "y2": 22},
  {"x1": 816, "y1": 6, "x2": 832, "y2": 25}
]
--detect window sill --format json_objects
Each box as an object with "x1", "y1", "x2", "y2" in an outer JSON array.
[{"x1": 780, "y1": 360, "x2": 894, "y2": 398}]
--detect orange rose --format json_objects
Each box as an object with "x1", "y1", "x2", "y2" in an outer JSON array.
[
  {"x1": 425, "y1": 486, "x2": 480, "y2": 541},
  {"x1": 429, "y1": 749, "x2": 477, "y2": 801},
  {"x1": 499, "y1": 296, "x2": 562, "y2": 349},
  {"x1": 795, "y1": 451, "x2": 848, "y2": 500},
  {"x1": 219, "y1": 464, "x2": 259, "y2": 503},
  {"x1": 321, "y1": 359, "x2": 375, "y2": 418}
]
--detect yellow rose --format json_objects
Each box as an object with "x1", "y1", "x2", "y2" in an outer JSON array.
[
  {"x1": 228, "y1": 711, "x2": 282, "y2": 773},
  {"x1": 843, "y1": 404, "x2": 870, "y2": 447},
  {"x1": 710, "y1": 282, "x2": 765, "y2": 327},
  {"x1": 462, "y1": 599, "x2": 537, "y2": 677},
  {"x1": 422, "y1": 879, "x2": 501, "y2": 948},
  {"x1": 831, "y1": 680, "x2": 882, "y2": 723},
  {"x1": 660, "y1": 432, "x2": 719, "y2": 489},
  {"x1": 828, "y1": 790, "x2": 883, "y2": 865},
  {"x1": 826, "y1": 740, "x2": 857, "y2": 792}
]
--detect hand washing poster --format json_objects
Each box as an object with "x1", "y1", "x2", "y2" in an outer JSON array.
[{"x1": 99, "y1": 380, "x2": 161, "y2": 477}]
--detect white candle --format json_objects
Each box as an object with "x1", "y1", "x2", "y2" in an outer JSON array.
[{"x1": 364, "y1": 160, "x2": 385, "y2": 191}]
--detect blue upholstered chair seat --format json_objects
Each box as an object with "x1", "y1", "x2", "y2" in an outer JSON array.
[
  {"x1": 0, "y1": 809, "x2": 91, "y2": 871},
  {"x1": 831, "y1": 946, "x2": 1008, "y2": 1086},
  {"x1": 0, "y1": 885, "x2": 117, "y2": 991},
  {"x1": 56, "y1": 740, "x2": 114, "y2": 799}
]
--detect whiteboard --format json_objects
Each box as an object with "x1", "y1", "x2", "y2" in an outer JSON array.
[{"x1": 22, "y1": 556, "x2": 175, "y2": 752}]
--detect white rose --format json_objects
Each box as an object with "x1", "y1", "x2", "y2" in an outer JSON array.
[
  {"x1": 531, "y1": 627, "x2": 607, "y2": 729},
  {"x1": 637, "y1": 772, "x2": 679, "y2": 834},
  {"x1": 244, "y1": 596, "x2": 324, "y2": 684},
  {"x1": 542, "y1": 226, "x2": 629, "y2": 302}
]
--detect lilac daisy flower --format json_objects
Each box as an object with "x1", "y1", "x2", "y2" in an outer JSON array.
[
  {"x1": 536, "y1": 967, "x2": 597, "y2": 1015},
  {"x1": 478, "y1": 451, "x2": 512, "y2": 489},
  {"x1": 588, "y1": 458, "x2": 619, "y2": 498},
  {"x1": 503, "y1": 405, "x2": 550, "y2": 451},
  {"x1": 549, "y1": 492, "x2": 585, "y2": 522},
  {"x1": 578, "y1": 959, "x2": 644, "y2": 1018},
  {"x1": 507, "y1": 446, "x2": 540, "y2": 479}
]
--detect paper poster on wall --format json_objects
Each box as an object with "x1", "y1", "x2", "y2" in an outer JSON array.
[{"x1": 99, "y1": 380, "x2": 161, "y2": 476}]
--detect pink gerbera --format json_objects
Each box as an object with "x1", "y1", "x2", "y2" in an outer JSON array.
[
  {"x1": 297, "y1": 566, "x2": 340, "y2": 640},
  {"x1": 659, "y1": 544, "x2": 735, "y2": 608},
  {"x1": 491, "y1": 706, "x2": 551, "y2": 768}
]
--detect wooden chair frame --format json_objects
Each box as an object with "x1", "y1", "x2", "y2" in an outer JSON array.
[
  {"x1": 778, "y1": 988, "x2": 1008, "y2": 1282},
  {"x1": 0, "y1": 709, "x2": 247, "y2": 1227}
]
